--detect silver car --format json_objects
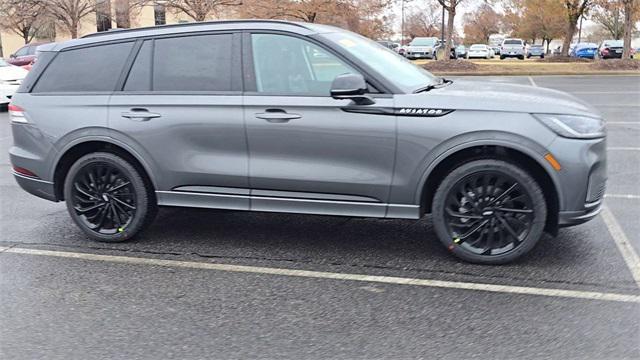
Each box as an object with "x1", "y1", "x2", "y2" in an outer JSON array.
[{"x1": 9, "y1": 20, "x2": 606, "y2": 264}]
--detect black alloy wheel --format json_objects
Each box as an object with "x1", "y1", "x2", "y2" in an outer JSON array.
[
  {"x1": 432, "y1": 159, "x2": 547, "y2": 264},
  {"x1": 64, "y1": 152, "x2": 156, "y2": 242},
  {"x1": 72, "y1": 163, "x2": 136, "y2": 234}
]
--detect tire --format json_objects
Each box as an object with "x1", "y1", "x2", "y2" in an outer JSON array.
[
  {"x1": 431, "y1": 159, "x2": 547, "y2": 264},
  {"x1": 64, "y1": 152, "x2": 157, "y2": 242},
  {"x1": 500, "y1": 55, "x2": 505, "y2": 60},
  {"x1": 540, "y1": 54, "x2": 544, "y2": 59},
  {"x1": 518, "y1": 55, "x2": 525, "y2": 60}
]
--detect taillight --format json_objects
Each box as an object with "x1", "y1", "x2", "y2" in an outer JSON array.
[
  {"x1": 8, "y1": 104, "x2": 27, "y2": 123},
  {"x1": 602, "y1": 48, "x2": 609, "y2": 54}
]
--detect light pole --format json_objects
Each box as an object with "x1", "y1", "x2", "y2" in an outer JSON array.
[
  {"x1": 578, "y1": 15, "x2": 583, "y2": 43},
  {"x1": 441, "y1": 4, "x2": 445, "y2": 43},
  {"x1": 401, "y1": 0, "x2": 405, "y2": 44}
]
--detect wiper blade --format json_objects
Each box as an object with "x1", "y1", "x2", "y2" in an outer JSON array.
[{"x1": 413, "y1": 77, "x2": 453, "y2": 93}]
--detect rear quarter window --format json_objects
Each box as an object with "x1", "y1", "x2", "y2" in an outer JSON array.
[{"x1": 32, "y1": 42, "x2": 134, "y2": 93}]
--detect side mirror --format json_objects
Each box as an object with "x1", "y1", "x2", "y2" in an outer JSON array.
[
  {"x1": 9, "y1": 54, "x2": 16, "y2": 58},
  {"x1": 330, "y1": 73, "x2": 375, "y2": 105}
]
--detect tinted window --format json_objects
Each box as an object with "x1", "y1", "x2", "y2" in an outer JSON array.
[
  {"x1": 124, "y1": 41, "x2": 152, "y2": 91},
  {"x1": 503, "y1": 39, "x2": 523, "y2": 45},
  {"x1": 153, "y1": 34, "x2": 232, "y2": 91},
  {"x1": 251, "y1": 33, "x2": 357, "y2": 95},
  {"x1": 14, "y1": 46, "x2": 29, "y2": 56},
  {"x1": 33, "y1": 42, "x2": 134, "y2": 92}
]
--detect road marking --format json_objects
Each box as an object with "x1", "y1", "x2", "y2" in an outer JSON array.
[
  {"x1": 608, "y1": 147, "x2": 640, "y2": 151},
  {"x1": 528, "y1": 76, "x2": 537, "y2": 87},
  {"x1": 605, "y1": 194, "x2": 640, "y2": 200},
  {"x1": 1, "y1": 246, "x2": 639, "y2": 304},
  {"x1": 601, "y1": 206, "x2": 640, "y2": 289}
]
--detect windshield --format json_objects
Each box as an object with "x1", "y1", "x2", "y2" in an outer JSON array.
[
  {"x1": 531, "y1": 45, "x2": 543, "y2": 48},
  {"x1": 323, "y1": 31, "x2": 439, "y2": 92},
  {"x1": 409, "y1": 38, "x2": 437, "y2": 46},
  {"x1": 470, "y1": 45, "x2": 486, "y2": 50},
  {"x1": 577, "y1": 43, "x2": 597, "y2": 49}
]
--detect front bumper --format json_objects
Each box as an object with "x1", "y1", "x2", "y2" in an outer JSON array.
[{"x1": 558, "y1": 199, "x2": 602, "y2": 227}]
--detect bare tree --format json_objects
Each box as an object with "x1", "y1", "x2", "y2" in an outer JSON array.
[
  {"x1": 437, "y1": 0, "x2": 466, "y2": 60},
  {"x1": 165, "y1": 0, "x2": 242, "y2": 22},
  {"x1": 43, "y1": 0, "x2": 95, "y2": 38},
  {"x1": 404, "y1": 2, "x2": 442, "y2": 39},
  {"x1": 0, "y1": 0, "x2": 47, "y2": 44},
  {"x1": 561, "y1": 0, "x2": 591, "y2": 56},
  {"x1": 592, "y1": 0, "x2": 624, "y2": 39}
]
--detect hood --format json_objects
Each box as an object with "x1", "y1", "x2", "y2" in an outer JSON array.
[
  {"x1": 0, "y1": 65, "x2": 28, "y2": 81},
  {"x1": 396, "y1": 80, "x2": 601, "y2": 118}
]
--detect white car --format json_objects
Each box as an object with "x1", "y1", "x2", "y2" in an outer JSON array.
[
  {"x1": 404, "y1": 37, "x2": 439, "y2": 60},
  {"x1": 0, "y1": 58, "x2": 28, "y2": 105},
  {"x1": 466, "y1": 44, "x2": 493, "y2": 59}
]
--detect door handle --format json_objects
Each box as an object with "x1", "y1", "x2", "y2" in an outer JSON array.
[
  {"x1": 121, "y1": 108, "x2": 161, "y2": 121},
  {"x1": 255, "y1": 109, "x2": 301, "y2": 123}
]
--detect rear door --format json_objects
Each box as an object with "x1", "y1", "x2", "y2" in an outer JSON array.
[
  {"x1": 243, "y1": 32, "x2": 397, "y2": 216},
  {"x1": 108, "y1": 32, "x2": 249, "y2": 209}
]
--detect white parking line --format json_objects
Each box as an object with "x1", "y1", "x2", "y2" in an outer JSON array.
[
  {"x1": 601, "y1": 206, "x2": 640, "y2": 289},
  {"x1": 605, "y1": 194, "x2": 640, "y2": 200},
  {"x1": 528, "y1": 76, "x2": 537, "y2": 87},
  {"x1": 1, "y1": 246, "x2": 639, "y2": 303},
  {"x1": 608, "y1": 147, "x2": 640, "y2": 151}
]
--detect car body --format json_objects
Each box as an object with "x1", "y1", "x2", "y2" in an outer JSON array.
[
  {"x1": 405, "y1": 37, "x2": 439, "y2": 59},
  {"x1": 9, "y1": 20, "x2": 607, "y2": 264},
  {"x1": 455, "y1": 45, "x2": 467, "y2": 58},
  {"x1": 7, "y1": 43, "x2": 47, "y2": 67},
  {"x1": 500, "y1": 38, "x2": 525, "y2": 60},
  {"x1": 0, "y1": 58, "x2": 28, "y2": 105},
  {"x1": 467, "y1": 44, "x2": 493, "y2": 59},
  {"x1": 490, "y1": 46, "x2": 501, "y2": 55},
  {"x1": 571, "y1": 43, "x2": 597, "y2": 59},
  {"x1": 527, "y1": 44, "x2": 545, "y2": 58},
  {"x1": 598, "y1": 40, "x2": 634, "y2": 59}
]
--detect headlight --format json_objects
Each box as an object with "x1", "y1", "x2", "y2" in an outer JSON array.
[{"x1": 533, "y1": 114, "x2": 606, "y2": 139}]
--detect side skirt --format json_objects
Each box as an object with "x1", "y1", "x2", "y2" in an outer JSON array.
[{"x1": 156, "y1": 190, "x2": 420, "y2": 219}]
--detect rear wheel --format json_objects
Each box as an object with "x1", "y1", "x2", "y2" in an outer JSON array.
[
  {"x1": 432, "y1": 159, "x2": 547, "y2": 264},
  {"x1": 64, "y1": 152, "x2": 157, "y2": 242}
]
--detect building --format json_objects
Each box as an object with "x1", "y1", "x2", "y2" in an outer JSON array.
[{"x1": 1, "y1": 3, "x2": 192, "y2": 58}]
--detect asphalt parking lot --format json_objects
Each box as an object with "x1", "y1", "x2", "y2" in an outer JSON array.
[{"x1": 1, "y1": 75, "x2": 639, "y2": 359}]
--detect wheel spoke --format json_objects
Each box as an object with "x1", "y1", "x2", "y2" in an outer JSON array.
[
  {"x1": 107, "y1": 181, "x2": 131, "y2": 193},
  {"x1": 75, "y1": 202, "x2": 105, "y2": 214},
  {"x1": 459, "y1": 219, "x2": 489, "y2": 240},
  {"x1": 446, "y1": 208, "x2": 482, "y2": 220},
  {"x1": 111, "y1": 196, "x2": 136, "y2": 210},
  {"x1": 489, "y1": 182, "x2": 518, "y2": 206},
  {"x1": 496, "y1": 212, "x2": 522, "y2": 244},
  {"x1": 495, "y1": 207, "x2": 533, "y2": 214}
]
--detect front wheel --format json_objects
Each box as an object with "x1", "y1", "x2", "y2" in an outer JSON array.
[
  {"x1": 431, "y1": 159, "x2": 547, "y2": 264},
  {"x1": 64, "y1": 152, "x2": 157, "y2": 242}
]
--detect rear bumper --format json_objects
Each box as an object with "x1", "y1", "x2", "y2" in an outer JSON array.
[{"x1": 12, "y1": 171, "x2": 57, "y2": 202}]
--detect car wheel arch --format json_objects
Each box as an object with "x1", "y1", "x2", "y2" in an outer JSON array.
[
  {"x1": 52, "y1": 138, "x2": 157, "y2": 202},
  {"x1": 416, "y1": 140, "x2": 561, "y2": 235}
]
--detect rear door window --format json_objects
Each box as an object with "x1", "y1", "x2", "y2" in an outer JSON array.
[
  {"x1": 124, "y1": 34, "x2": 234, "y2": 92},
  {"x1": 32, "y1": 42, "x2": 134, "y2": 92}
]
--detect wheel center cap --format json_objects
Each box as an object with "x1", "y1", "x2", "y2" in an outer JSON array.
[{"x1": 102, "y1": 193, "x2": 109, "y2": 202}]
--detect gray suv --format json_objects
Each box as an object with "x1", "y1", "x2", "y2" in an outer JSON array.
[{"x1": 9, "y1": 20, "x2": 606, "y2": 264}]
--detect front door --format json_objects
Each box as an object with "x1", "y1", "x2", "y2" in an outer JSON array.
[{"x1": 243, "y1": 33, "x2": 397, "y2": 216}]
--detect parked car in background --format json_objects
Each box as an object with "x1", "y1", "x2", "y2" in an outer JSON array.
[
  {"x1": 436, "y1": 39, "x2": 458, "y2": 59},
  {"x1": 570, "y1": 43, "x2": 598, "y2": 59},
  {"x1": 527, "y1": 44, "x2": 545, "y2": 58},
  {"x1": 500, "y1": 38, "x2": 525, "y2": 60},
  {"x1": 490, "y1": 46, "x2": 501, "y2": 55},
  {"x1": 455, "y1": 44, "x2": 467, "y2": 58},
  {"x1": 598, "y1": 40, "x2": 634, "y2": 59},
  {"x1": 9, "y1": 20, "x2": 607, "y2": 264},
  {"x1": 7, "y1": 43, "x2": 47, "y2": 67},
  {"x1": 0, "y1": 58, "x2": 28, "y2": 106},
  {"x1": 377, "y1": 40, "x2": 400, "y2": 53},
  {"x1": 467, "y1": 44, "x2": 493, "y2": 59},
  {"x1": 404, "y1": 37, "x2": 439, "y2": 59}
]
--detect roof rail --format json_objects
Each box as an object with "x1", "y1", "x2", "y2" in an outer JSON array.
[{"x1": 81, "y1": 19, "x2": 309, "y2": 39}]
